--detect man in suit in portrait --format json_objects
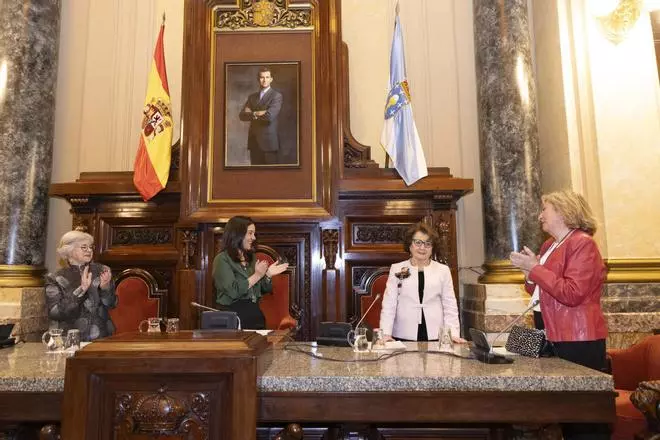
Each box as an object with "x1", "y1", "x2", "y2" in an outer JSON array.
[{"x1": 238, "y1": 66, "x2": 282, "y2": 165}]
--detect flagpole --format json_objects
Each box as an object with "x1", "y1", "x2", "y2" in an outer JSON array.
[{"x1": 384, "y1": 1, "x2": 399, "y2": 170}]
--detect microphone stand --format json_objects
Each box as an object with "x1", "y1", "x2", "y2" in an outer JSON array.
[
  {"x1": 353, "y1": 294, "x2": 381, "y2": 329},
  {"x1": 489, "y1": 299, "x2": 540, "y2": 353},
  {"x1": 190, "y1": 302, "x2": 221, "y2": 312}
]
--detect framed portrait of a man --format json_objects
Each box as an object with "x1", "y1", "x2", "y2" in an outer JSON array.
[{"x1": 224, "y1": 62, "x2": 300, "y2": 168}]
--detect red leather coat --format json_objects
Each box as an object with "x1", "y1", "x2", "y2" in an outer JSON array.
[{"x1": 525, "y1": 230, "x2": 608, "y2": 342}]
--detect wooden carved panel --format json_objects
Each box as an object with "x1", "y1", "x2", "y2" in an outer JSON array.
[
  {"x1": 112, "y1": 227, "x2": 174, "y2": 246},
  {"x1": 352, "y1": 223, "x2": 410, "y2": 245},
  {"x1": 114, "y1": 387, "x2": 209, "y2": 439}
]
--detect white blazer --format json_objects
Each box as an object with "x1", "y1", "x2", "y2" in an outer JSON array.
[{"x1": 379, "y1": 260, "x2": 460, "y2": 341}]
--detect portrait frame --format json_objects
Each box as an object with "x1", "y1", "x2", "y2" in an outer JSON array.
[{"x1": 224, "y1": 62, "x2": 300, "y2": 169}]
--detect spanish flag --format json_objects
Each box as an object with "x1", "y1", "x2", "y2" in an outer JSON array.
[{"x1": 133, "y1": 21, "x2": 172, "y2": 201}]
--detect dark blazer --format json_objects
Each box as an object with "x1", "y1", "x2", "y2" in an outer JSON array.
[
  {"x1": 238, "y1": 88, "x2": 282, "y2": 153},
  {"x1": 525, "y1": 230, "x2": 608, "y2": 343}
]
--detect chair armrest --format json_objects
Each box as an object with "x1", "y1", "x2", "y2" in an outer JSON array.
[
  {"x1": 608, "y1": 346, "x2": 649, "y2": 390},
  {"x1": 630, "y1": 380, "x2": 660, "y2": 436},
  {"x1": 277, "y1": 315, "x2": 297, "y2": 330}
]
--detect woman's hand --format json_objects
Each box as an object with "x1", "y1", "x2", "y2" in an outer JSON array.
[
  {"x1": 510, "y1": 246, "x2": 539, "y2": 272},
  {"x1": 99, "y1": 267, "x2": 112, "y2": 289},
  {"x1": 383, "y1": 334, "x2": 394, "y2": 342},
  {"x1": 254, "y1": 259, "x2": 269, "y2": 277},
  {"x1": 80, "y1": 266, "x2": 92, "y2": 294},
  {"x1": 451, "y1": 336, "x2": 468, "y2": 344},
  {"x1": 266, "y1": 261, "x2": 289, "y2": 278}
]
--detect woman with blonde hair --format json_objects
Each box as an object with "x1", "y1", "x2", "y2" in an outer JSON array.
[
  {"x1": 510, "y1": 190, "x2": 608, "y2": 439},
  {"x1": 45, "y1": 230, "x2": 117, "y2": 341}
]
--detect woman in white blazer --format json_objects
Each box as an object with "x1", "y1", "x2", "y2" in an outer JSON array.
[{"x1": 379, "y1": 223, "x2": 465, "y2": 342}]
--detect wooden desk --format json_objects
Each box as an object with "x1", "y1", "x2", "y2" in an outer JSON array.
[{"x1": 0, "y1": 340, "x2": 615, "y2": 439}]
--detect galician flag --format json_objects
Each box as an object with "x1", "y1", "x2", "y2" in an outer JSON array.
[
  {"x1": 380, "y1": 12, "x2": 428, "y2": 186},
  {"x1": 133, "y1": 19, "x2": 173, "y2": 201}
]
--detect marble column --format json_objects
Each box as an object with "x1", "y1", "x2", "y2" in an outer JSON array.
[
  {"x1": 473, "y1": 0, "x2": 543, "y2": 283},
  {"x1": 0, "y1": 0, "x2": 60, "y2": 340},
  {"x1": 0, "y1": 0, "x2": 60, "y2": 283}
]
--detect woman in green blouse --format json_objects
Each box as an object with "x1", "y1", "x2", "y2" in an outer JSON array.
[{"x1": 212, "y1": 216, "x2": 288, "y2": 329}]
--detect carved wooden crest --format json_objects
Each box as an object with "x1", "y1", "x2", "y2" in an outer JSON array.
[
  {"x1": 214, "y1": 0, "x2": 313, "y2": 31},
  {"x1": 114, "y1": 387, "x2": 210, "y2": 439}
]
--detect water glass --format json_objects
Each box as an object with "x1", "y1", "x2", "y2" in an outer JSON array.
[
  {"x1": 372, "y1": 328, "x2": 386, "y2": 349},
  {"x1": 41, "y1": 328, "x2": 64, "y2": 352},
  {"x1": 166, "y1": 318, "x2": 180, "y2": 334},
  {"x1": 347, "y1": 327, "x2": 370, "y2": 353},
  {"x1": 139, "y1": 317, "x2": 162, "y2": 333},
  {"x1": 65, "y1": 329, "x2": 81, "y2": 351},
  {"x1": 438, "y1": 327, "x2": 454, "y2": 353}
]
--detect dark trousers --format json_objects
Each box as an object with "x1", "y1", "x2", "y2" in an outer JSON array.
[
  {"x1": 249, "y1": 148, "x2": 278, "y2": 165},
  {"x1": 226, "y1": 299, "x2": 266, "y2": 330},
  {"x1": 533, "y1": 311, "x2": 545, "y2": 330},
  {"x1": 552, "y1": 339, "x2": 610, "y2": 440}
]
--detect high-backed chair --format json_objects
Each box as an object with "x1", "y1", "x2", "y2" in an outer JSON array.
[
  {"x1": 608, "y1": 334, "x2": 660, "y2": 440},
  {"x1": 109, "y1": 268, "x2": 166, "y2": 335},
  {"x1": 353, "y1": 267, "x2": 389, "y2": 329},
  {"x1": 255, "y1": 246, "x2": 299, "y2": 330}
]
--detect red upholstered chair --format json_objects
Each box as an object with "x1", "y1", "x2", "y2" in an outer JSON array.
[
  {"x1": 608, "y1": 335, "x2": 660, "y2": 440},
  {"x1": 255, "y1": 246, "x2": 299, "y2": 331},
  {"x1": 109, "y1": 269, "x2": 166, "y2": 335},
  {"x1": 353, "y1": 267, "x2": 389, "y2": 330}
]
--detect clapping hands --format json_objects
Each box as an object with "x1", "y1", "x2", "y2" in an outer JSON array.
[
  {"x1": 80, "y1": 266, "x2": 92, "y2": 294},
  {"x1": 509, "y1": 246, "x2": 539, "y2": 272},
  {"x1": 99, "y1": 267, "x2": 112, "y2": 289},
  {"x1": 254, "y1": 259, "x2": 289, "y2": 279},
  {"x1": 266, "y1": 260, "x2": 289, "y2": 278}
]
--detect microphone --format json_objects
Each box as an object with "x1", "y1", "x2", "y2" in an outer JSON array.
[
  {"x1": 317, "y1": 294, "x2": 382, "y2": 347},
  {"x1": 353, "y1": 294, "x2": 381, "y2": 329},
  {"x1": 489, "y1": 299, "x2": 540, "y2": 352},
  {"x1": 191, "y1": 302, "x2": 242, "y2": 330},
  {"x1": 190, "y1": 302, "x2": 221, "y2": 312}
]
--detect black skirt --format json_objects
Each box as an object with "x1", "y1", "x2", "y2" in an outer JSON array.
[{"x1": 226, "y1": 299, "x2": 266, "y2": 330}]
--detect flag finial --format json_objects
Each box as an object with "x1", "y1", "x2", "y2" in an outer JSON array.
[
  {"x1": 162, "y1": 12, "x2": 166, "y2": 25},
  {"x1": 395, "y1": 1, "x2": 400, "y2": 16}
]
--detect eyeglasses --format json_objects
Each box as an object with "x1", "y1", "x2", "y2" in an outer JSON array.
[
  {"x1": 78, "y1": 244, "x2": 95, "y2": 252},
  {"x1": 412, "y1": 239, "x2": 433, "y2": 249}
]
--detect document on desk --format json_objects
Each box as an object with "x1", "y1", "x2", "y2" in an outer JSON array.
[
  {"x1": 371, "y1": 340, "x2": 407, "y2": 351},
  {"x1": 491, "y1": 346, "x2": 519, "y2": 356},
  {"x1": 243, "y1": 329, "x2": 272, "y2": 336}
]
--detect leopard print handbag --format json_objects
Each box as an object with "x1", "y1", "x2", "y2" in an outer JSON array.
[{"x1": 505, "y1": 325, "x2": 548, "y2": 358}]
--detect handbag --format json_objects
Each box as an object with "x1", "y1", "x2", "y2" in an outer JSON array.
[{"x1": 505, "y1": 325, "x2": 553, "y2": 358}]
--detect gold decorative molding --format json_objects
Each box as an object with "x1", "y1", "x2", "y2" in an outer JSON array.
[
  {"x1": 478, "y1": 258, "x2": 660, "y2": 284},
  {"x1": 0, "y1": 265, "x2": 46, "y2": 287},
  {"x1": 478, "y1": 260, "x2": 525, "y2": 284},
  {"x1": 605, "y1": 258, "x2": 660, "y2": 283},
  {"x1": 214, "y1": 0, "x2": 313, "y2": 31},
  {"x1": 596, "y1": 0, "x2": 643, "y2": 44}
]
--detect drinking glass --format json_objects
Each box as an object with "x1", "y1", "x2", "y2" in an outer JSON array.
[
  {"x1": 139, "y1": 317, "x2": 162, "y2": 333},
  {"x1": 41, "y1": 328, "x2": 64, "y2": 352},
  {"x1": 347, "y1": 326, "x2": 370, "y2": 353},
  {"x1": 371, "y1": 328, "x2": 386, "y2": 349},
  {"x1": 65, "y1": 329, "x2": 81, "y2": 351},
  {"x1": 166, "y1": 318, "x2": 180, "y2": 334},
  {"x1": 438, "y1": 327, "x2": 454, "y2": 353}
]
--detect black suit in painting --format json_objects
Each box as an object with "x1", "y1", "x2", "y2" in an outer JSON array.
[{"x1": 238, "y1": 88, "x2": 282, "y2": 165}]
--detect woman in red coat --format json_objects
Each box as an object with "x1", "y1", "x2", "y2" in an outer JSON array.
[{"x1": 510, "y1": 190, "x2": 608, "y2": 440}]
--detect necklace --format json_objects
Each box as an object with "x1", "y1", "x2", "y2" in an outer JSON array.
[{"x1": 555, "y1": 229, "x2": 575, "y2": 247}]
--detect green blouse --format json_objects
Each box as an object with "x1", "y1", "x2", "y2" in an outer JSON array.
[{"x1": 212, "y1": 250, "x2": 273, "y2": 306}]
